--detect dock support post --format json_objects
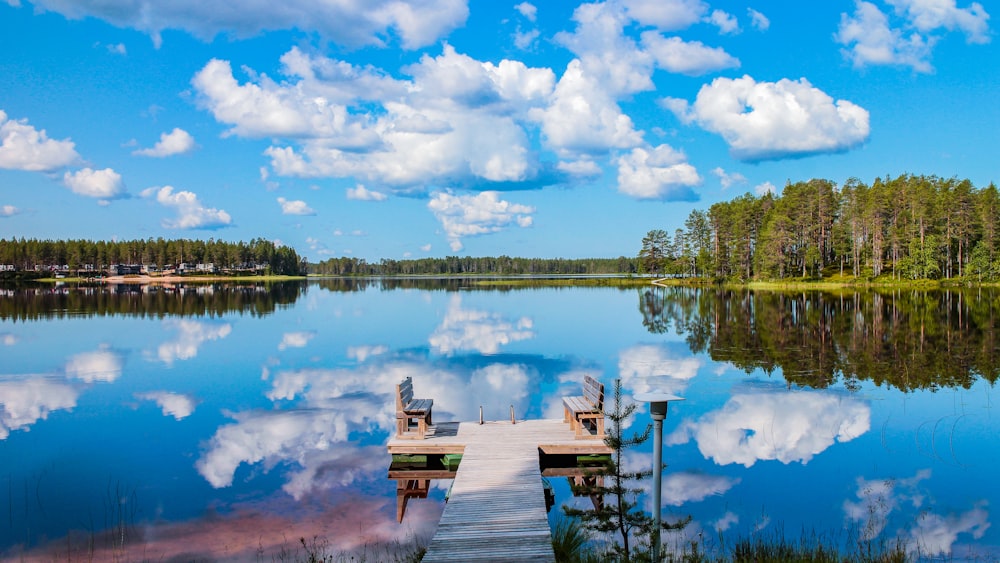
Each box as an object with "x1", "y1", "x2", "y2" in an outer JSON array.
[
  {"x1": 479, "y1": 405, "x2": 483, "y2": 425},
  {"x1": 510, "y1": 404, "x2": 515, "y2": 424}
]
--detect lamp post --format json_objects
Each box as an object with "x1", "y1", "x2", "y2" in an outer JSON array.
[{"x1": 634, "y1": 391, "x2": 684, "y2": 562}]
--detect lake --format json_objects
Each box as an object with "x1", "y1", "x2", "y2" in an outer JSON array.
[{"x1": 1, "y1": 281, "x2": 998, "y2": 560}]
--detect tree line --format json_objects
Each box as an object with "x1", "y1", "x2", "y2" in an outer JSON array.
[
  {"x1": 639, "y1": 174, "x2": 1000, "y2": 281},
  {"x1": 0, "y1": 237, "x2": 305, "y2": 276},
  {"x1": 309, "y1": 255, "x2": 639, "y2": 276}
]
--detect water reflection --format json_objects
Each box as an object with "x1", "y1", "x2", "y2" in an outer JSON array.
[
  {"x1": 0, "y1": 376, "x2": 77, "y2": 439},
  {"x1": 429, "y1": 294, "x2": 534, "y2": 355},
  {"x1": 667, "y1": 387, "x2": 870, "y2": 467},
  {"x1": 639, "y1": 286, "x2": 1000, "y2": 391},
  {"x1": 153, "y1": 318, "x2": 232, "y2": 364},
  {"x1": 1, "y1": 282, "x2": 998, "y2": 560}
]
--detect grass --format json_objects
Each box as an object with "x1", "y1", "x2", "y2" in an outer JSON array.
[{"x1": 265, "y1": 536, "x2": 425, "y2": 563}]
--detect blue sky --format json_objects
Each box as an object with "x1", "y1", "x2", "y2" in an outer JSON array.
[{"x1": 0, "y1": 0, "x2": 996, "y2": 261}]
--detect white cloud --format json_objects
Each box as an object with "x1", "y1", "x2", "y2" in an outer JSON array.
[
  {"x1": 0, "y1": 377, "x2": 78, "y2": 440},
  {"x1": 706, "y1": 9, "x2": 740, "y2": 34},
  {"x1": 515, "y1": 2, "x2": 537, "y2": 21},
  {"x1": 623, "y1": 0, "x2": 708, "y2": 30},
  {"x1": 665, "y1": 75, "x2": 870, "y2": 161},
  {"x1": 1, "y1": 205, "x2": 19, "y2": 217},
  {"x1": 906, "y1": 504, "x2": 990, "y2": 557},
  {"x1": 755, "y1": 181, "x2": 777, "y2": 195},
  {"x1": 278, "y1": 331, "x2": 316, "y2": 351},
  {"x1": 64, "y1": 348, "x2": 123, "y2": 383},
  {"x1": 0, "y1": 110, "x2": 79, "y2": 171},
  {"x1": 1, "y1": 333, "x2": 17, "y2": 346},
  {"x1": 24, "y1": 0, "x2": 469, "y2": 50},
  {"x1": 514, "y1": 28, "x2": 540, "y2": 50},
  {"x1": 427, "y1": 191, "x2": 534, "y2": 251},
  {"x1": 133, "y1": 127, "x2": 196, "y2": 157},
  {"x1": 713, "y1": 511, "x2": 739, "y2": 532},
  {"x1": 748, "y1": 8, "x2": 770, "y2": 31},
  {"x1": 153, "y1": 319, "x2": 232, "y2": 365},
  {"x1": 888, "y1": 0, "x2": 990, "y2": 43},
  {"x1": 241, "y1": 46, "x2": 553, "y2": 189},
  {"x1": 668, "y1": 389, "x2": 870, "y2": 467},
  {"x1": 837, "y1": 0, "x2": 988, "y2": 72},
  {"x1": 136, "y1": 391, "x2": 197, "y2": 420},
  {"x1": 661, "y1": 472, "x2": 740, "y2": 506},
  {"x1": 844, "y1": 470, "x2": 931, "y2": 540},
  {"x1": 618, "y1": 344, "x2": 702, "y2": 397},
  {"x1": 836, "y1": 1, "x2": 935, "y2": 72},
  {"x1": 346, "y1": 345, "x2": 388, "y2": 362},
  {"x1": 106, "y1": 42, "x2": 126, "y2": 55},
  {"x1": 277, "y1": 197, "x2": 316, "y2": 216},
  {"x1": 346, "y1": 184, "x2": 387, "y2": 201},
  {"x1": 429, "y1": 294, "x2": 534, "y2": 355},
  {"x1": 711, "y1": 167, "x2": 747, "y2": 189},
  {"x1": 143, "y1": 185, "x2": 232, "y2": 229},
  {"x1": 641, "y1": 33, "x2": 740, "y2": 76},
  {"x1": 63, "y1": 167, "x2": 127, "y2": 201},
  {"x1": 420, "y1": 244, "x2": 432, "y2": 252},
  {"x1": 616, "y1": 144, "x2": 700, "y2": 200}
]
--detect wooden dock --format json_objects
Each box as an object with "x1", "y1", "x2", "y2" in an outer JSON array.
[{"x1": 387, "y1": 418, "x2": 610, "y2": 562}]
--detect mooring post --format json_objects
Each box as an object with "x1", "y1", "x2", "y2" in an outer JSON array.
[
  {"x1": 479, "y1": 405, "x2": 483, "y2": 425},
  {"x1": 510, "y1": 404, "x2": 515, "y2": 424}
]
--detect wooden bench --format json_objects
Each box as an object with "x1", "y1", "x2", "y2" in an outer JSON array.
[
  {"x1": 396, "y1": 376, "x2": 433, "y2": 440},
  {"x1": 562, "y1": 375, "x2": 605, "y2": 439}
]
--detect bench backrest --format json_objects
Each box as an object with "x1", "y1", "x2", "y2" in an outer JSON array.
[
  {"x1": 583, "y1": 375, "x2": 604, "y2": 409},
  {"x1": 396, "y1": 377, "x2": 414, "y2": 411}
]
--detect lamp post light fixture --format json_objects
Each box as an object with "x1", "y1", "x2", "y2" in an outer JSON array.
[{"x1": 633, "y1": 390, "x2": 684, "y2": 562}]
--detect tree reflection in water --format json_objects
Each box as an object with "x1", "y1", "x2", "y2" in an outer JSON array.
[{"x1": 639, "y1": 286, "x2": 1000, "y2": 391}]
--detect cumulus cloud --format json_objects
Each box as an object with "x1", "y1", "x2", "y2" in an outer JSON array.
[
  {"x1": 641, "y1": 33, "x2": 740, "y2": 76},
  {"x1": 618, "y1": 344, "x2": 702, "y2": 396},
  {"x1": 133, "y1": 127, "x2": 196, "y2": 157},
  {"x1": 665, "y1": 75, "x2": 870, "y2": 161},
  {"x1": 346, "y1": 184, "x2": 387, "y2": 201},
  {"x1": 712, "y1": 167, "x2": 747, "y2": 189},
  {"x1": 748, "y1": 8, "x2": 770, "y2": 31},
  {"x1": 429, "y1": 294, "x2": 534, "y2": 355},
  {"x1": 142, "y1": 185, "x2": 232, "y2": 229},
  {"x1": 836, "y1": 1, "x2": 935, "y2": 72},
  {"x1": 0, "y1": 110, "x2": 79, "y2": 171},
  {"x1": 661, "y1": 472, "x2": 741, "y2": 506},
  {"x1": 668, "y1": 389, "x2": 870, "y2": 467},
  {"x1": 0, "y1": 377, "x2": 78, "y2": 440},
  {"x1": 153, "y1": 319, "x2": 232, "y2": 365},
  {"x1": 277, "y1": 197, "x2": 316, "y2": 216},
  {"x1": 623, "y1": 0, "x2": 709, "y2": 30},
  {"x1": 616, "y1": 144, "x2": 700, "y2": 200},
  {"x1": 844, "y1": 469, "x2": 990, "y2": 556},
  {"x1": 63, "y1": 167, "x2": 127, "y2": 201},
  {"x1": 515, "y1": 2, "x2": 537, "y2": 21},
  {"x1": 755, "y1": 181, "x2": 777, "y2": 195},
  {"x1": 22, "y1": 0, "x2": 469, "y2": 50},
  {"x1": 346, "y1": 345, "x2": 389, "y2": 362},
  {"x1": 136, "y1": 391, "x2": 197, "y2": 420},
  {"x1": 427, "y1": 191, "x2": 534, "y2": 251},
  {"x1": 278, "y1": 331, "x2": 316, "y2": 351},
  {"x1": 1, "y1": 205, "x2": 19, "y2": 217},
  {"x1": 707, "y1": 9, "x2": 739, "y2": 34},
  {"x1": 836, "y1": 0, "x2": 989, "y2": 72},
  {"x1": 64, "y1": 347, "x2": 124, "y2": 383}
]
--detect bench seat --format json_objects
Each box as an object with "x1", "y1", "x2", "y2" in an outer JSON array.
[
  {"x1": 562, "y1": 376, "x2": 605, "y2": 439},
  {"x1": 396, "y1": 377, "x2": 433, "y2": 440}
]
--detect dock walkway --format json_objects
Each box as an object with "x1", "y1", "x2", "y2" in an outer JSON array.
[{"x1": 388, "y1": 418, "x2": 610, "y2": 562}]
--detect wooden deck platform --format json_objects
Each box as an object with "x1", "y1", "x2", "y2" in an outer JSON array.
[{"x1": 387, "y1": 418, "x2": 610, "y2": 562}]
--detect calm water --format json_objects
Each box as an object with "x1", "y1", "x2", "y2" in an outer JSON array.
[{"x1": 1, "y1": 281, "x2": 998, "y2": 560}]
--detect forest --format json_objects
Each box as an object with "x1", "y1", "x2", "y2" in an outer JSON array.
[
  {"x1": 309, "y1": 255, "x2": 639, "y2": 276},
  {"x1": 0, "y1": 237, "x2": 305, "y2": 276},
  {"x1": 639, "y1": 173, "x2": 1000, "y2": 282}
]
